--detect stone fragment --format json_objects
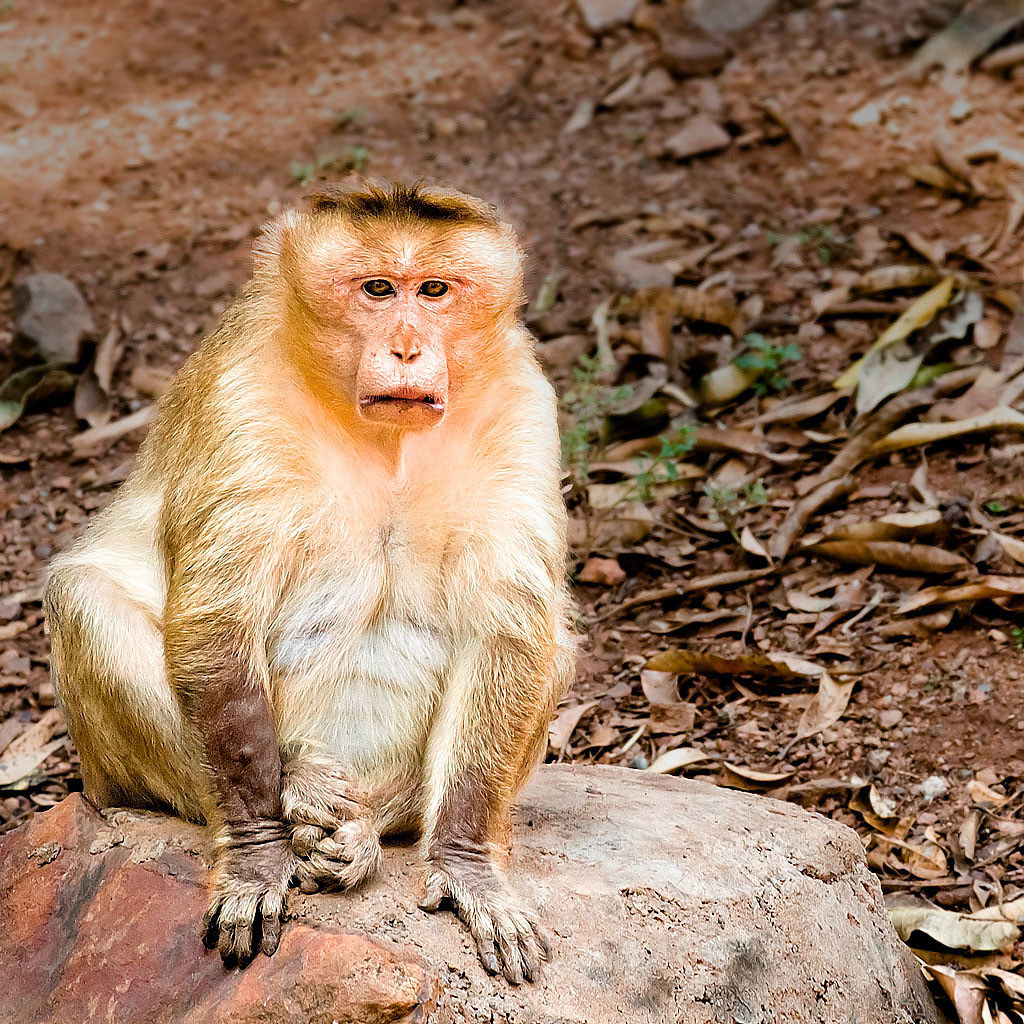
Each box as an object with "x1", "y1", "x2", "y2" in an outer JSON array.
[
  {"x1": 685, "y1": 0, "x2": 777, "y2": 34},
  {"x1": 574, "y1": 0, "x2": 640, "y2": 34},
  {"x1": 634, "y1": 6, "x2": 731, "y2": 77},
  {"x1": 0, "y1": 766, "x2": 941, "y2": 1024},
  {"x1": 577, "y1": 556, "x2": 627, "y2": 585},
  {"x1": 879, "y1": 708, "x2": 904, "y2": 729},
  {"x1": 13, "y1": 272, "x2": 95, "y2": 365},
  {"x1": 663, "y1": 113, "x2": 731, "y2": 159}
]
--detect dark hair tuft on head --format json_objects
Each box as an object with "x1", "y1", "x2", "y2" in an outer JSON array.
[{"x1": 306, "y1": 180, "x2": 498, "y2": 228}]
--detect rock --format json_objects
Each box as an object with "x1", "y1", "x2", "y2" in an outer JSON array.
[
  {"x1": 0, "y1": 766, "x2": 940, "y2": 1024},
  {"x1": 574, "y1": 0, "x2": 640, "y2": 34},
  {"x1": 662, "y1": 113, "x2": 732, "y2": 160},
  {"x1": 0, "y1": 86, "x2": 39, "y2": 120},
  {"x1": 685, "y1": 0, "x2": 777, "y2": 34},
  {"x1": 577, "y1": 555, "x2": 627, "y2": 585},
  {"x1": 879, "y1": 708, "x2": 904, "y2": 729},
  {"x1": 634, "y1": 6, "x2": 731, "y2": 77},
  {"x1": 13, "y1": 272, "x2": 95, "y2": 365}
]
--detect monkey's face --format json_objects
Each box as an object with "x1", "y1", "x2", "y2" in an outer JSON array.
[
  {"x1": 346, "y1": 273, "x2": 453, "y2": 430},
  {"x1": 284, "y1": 215, "x2": 524, "y2": 434}
]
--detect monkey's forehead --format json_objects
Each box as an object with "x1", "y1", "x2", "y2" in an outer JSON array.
[{"x1": 295, "y1": 219, "x2": 523, "y2": 283}]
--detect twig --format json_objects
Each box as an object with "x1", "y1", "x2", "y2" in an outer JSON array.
[
  {"x1": 591, "y1": 567, "x2": 774, "y2": 622},
  {"x1": 770, "y1": 367, "x2": 983, "y2": 561}
]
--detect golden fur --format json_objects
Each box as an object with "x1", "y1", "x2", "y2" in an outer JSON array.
[{"x1": 45, "y1": 181, "x2": 575, "y2": 981}]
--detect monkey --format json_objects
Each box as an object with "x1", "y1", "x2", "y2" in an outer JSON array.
[{"x1": 43, "y1": 181, "x2": 576, "y2": 985}]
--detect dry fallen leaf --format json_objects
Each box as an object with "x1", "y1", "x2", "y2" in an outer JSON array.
[
  {"x1": 647, "y1": 746, "x2": 715, "y2": 774},
  {"x1": 900, "y1": 575, "x2": 1024, "y2": 614},
  {"x1": 0, "y1": 708, "x2": 66, "y2": 789},
  {"x1": 835, "y1": 277, "x2": 955, "y2": 391},
  {"x1": 795, "y1": 671, "x2": 854, "y2": 740},
  {"x1": 548, "y1": 700, "x2": 598, "y2": 754},
  {"x1": 811, "y1": 540, "x2": 968, "y2": 575},
  {"x1": 740, "y1": 525, "x2": 772, "y2": 561},
  {"x1": 889, "y1": 899, "x2": 1020, "y2": 952},
  {"x1": 871, "y1": 406, "x2": 1024, "y2": 455},
  {"x1": 721, "y1": 762, "x2": 797, "y2": 790},
  {"x1": 924, "y1": 963, "x2": 989, "y2": 1024}
]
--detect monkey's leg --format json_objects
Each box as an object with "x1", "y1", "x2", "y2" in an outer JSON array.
[
  {"x1": 45, "y1": 562, "x2": 204, "y2": 820},
  {"x1": 280, "y1": 752, "x2": 383, "y2": 892},
  {"x1": 419, "y1": 633, "x2": 572, "y2": 985}
]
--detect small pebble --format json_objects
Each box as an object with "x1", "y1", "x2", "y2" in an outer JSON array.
[
  {"x1": 915, "y1": 775, "x2": 948, "y2": 802},
  {"x1": 629, "y1": 754, "x2": 650, "y2": 770},
  {"x1": 878, "y1": 709, "x2": 903, "y2": 729}
]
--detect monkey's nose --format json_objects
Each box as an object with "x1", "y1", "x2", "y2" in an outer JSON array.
[{"x1": 390, "y1": 345, "x2": 420, "y2": 363}]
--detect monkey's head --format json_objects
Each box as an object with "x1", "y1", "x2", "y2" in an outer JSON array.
[{"x1": 258, "y1": 181, "x2": 526, "y2": 433}]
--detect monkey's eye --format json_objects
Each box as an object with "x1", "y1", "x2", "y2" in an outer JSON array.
[
  {"x1": 362, "y1": 279, "x2": 396, "y2": 298},
  {"x1": 418, "y1": 280, "x2": 449, "y2": 298}
]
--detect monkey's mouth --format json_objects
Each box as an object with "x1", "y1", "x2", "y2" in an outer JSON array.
[{"x1": 358, "y1": 387, "x2": 446, "y2": 426}]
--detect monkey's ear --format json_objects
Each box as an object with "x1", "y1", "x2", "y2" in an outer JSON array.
[{"x1": 253, "y1": 209, "x2": 304, "y2": 278}]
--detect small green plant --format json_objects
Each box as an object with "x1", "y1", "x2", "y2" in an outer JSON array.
[
  {"x1": 985, "y1": 499, "x2": 1007, "y2": 514},
  {"x1": 735, "y1": 333, "x2": 800, "y2": 394},
  {"x1": 289, "y1": 161, "x2": 317, "y2": 186},
  {"x1": 340, "y1": 145, "x2": 370, "y2": 173},
  {"x1": 703, "y1": 479, "x2": 768, "y2": 539},
  {"x1": 1011, "y1": 626, "x2": 1024, "y2": 651},
  {"x1": 634, "y1": 429, "x2": 697, "y2": 502},
  {"x1": 560, "y1": 354, "x2": 631, "y2": 492},
  {"x1": 289, "y1": 146, "x2": 371, "y2": 186},
  {"x1": 332, "y1": 106, "x2": 366, "y2": 130}
]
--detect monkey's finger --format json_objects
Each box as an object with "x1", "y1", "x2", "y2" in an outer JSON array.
[
  {"x1": 472, "y1": 918, "x2": 501, "y2": 977},
  {"x1": 419, "y1": 874, "x2": 447, "y2": 913},
  {"x1": 291, "y1": 824, "x2": 328, "y2": 857},
  {"x1": 530, "y1": 919, "x2": 552, "y2": 960},
  {"x1": 232, "y1": 915, "x2": 255, "y2": 964},
  {"x1": 218, "y1": 911, "x2": 239, "y2": 962},
  {"x1": 260, "y1": 892, "x2": 284, "y2": 957},
  {"x1": 510, "y1": 915, "x2": 543, "y2": 981},
  {"x1": 493, "y1": 917, "x2": 525, "y2": 985},
  {"x1": 313, "y1": 836, "x2": 350, "y2": 861}
]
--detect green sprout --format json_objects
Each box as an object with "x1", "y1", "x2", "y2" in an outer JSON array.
[{"x1": 735, "y1": 333, "x2": 800, "y2": 394}]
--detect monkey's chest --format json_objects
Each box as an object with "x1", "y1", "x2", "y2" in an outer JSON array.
[{"x1": 269, "y1": 570, "x2": 451, "y2": 768}]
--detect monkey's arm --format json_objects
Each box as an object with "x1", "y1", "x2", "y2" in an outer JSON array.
[
  {"x1": 163, "y1": 505, "x2": 300, "y2": 965},
  {"x1": 420, "y1": 589, "x2": 573, "y2": 984}
]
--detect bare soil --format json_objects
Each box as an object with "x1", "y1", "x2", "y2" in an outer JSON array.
[{"x1": 4, "y1": 0, "x2": 1024, "y2": 990}]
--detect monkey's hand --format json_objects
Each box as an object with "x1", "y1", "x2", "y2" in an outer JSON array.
[
  {"x1": 420, "y1": 856, "x2": 550, "y2": 985},
  {"x1": 282, "y1": 753, "x2": 382, "y2": 892},
  {"x1": 203, "y1": 826, "x2": 295, "y2": 966}
]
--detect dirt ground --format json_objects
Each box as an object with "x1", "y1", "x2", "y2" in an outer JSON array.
[{"x1": 4, "y1": 0, "x2": 1024, "y2": 1015}]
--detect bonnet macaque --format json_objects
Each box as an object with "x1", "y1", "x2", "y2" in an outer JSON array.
[{"x1": 45, "y1": 182, "x2": 575, "y2": 984}]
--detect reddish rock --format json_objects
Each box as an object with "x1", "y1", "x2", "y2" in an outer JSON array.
[
  {"x1": 0, "y1": 797, "x2": 436, "y2": 1024},
  {"x1": 0, "y1": 766, "x2": 939, "y2": 1023}
]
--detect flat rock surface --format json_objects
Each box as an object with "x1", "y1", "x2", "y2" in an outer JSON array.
[{"x1": 0, "y1": 765, "x2": 940, "y2": 1024}]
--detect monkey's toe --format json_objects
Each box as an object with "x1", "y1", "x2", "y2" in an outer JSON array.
[{"x1": 420, "y1": 867, "x2": 549, "y2": 985}]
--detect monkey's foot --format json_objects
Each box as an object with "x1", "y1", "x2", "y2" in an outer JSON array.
[
  {"x1": 203, "y1": 833, "x2": 296, "y2": 966},
  {"x1": 291, "y1": 816, "x2": 383, "y2": 893},
  {"x1": 281, "y1": 752, "x2": 368, "y2": 830},
  {"x1": 420, "y1": 862, "x2": 550, "y2": 985}
]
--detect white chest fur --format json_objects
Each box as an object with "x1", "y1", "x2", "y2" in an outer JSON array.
[{"x1": 268, "y1": 532, "x2": 452, "y2": 771}]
